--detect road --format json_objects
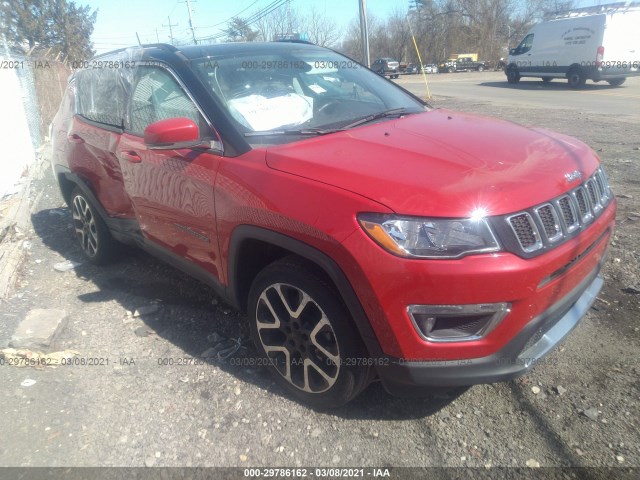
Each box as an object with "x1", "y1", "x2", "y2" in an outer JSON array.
[{"x1": 396, "y1": 71, "x2": 640, "y2": 120}]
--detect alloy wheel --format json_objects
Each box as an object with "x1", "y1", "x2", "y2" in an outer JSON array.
[
  {"x1": 72, "y1": 195, "x2": 99, "y2": 258},
  {"x1": 255, "y1": 283, "x2": 340, "y2": 393}
]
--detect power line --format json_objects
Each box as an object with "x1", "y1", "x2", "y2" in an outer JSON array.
[
  {"x1": 198, "y1": 0, "x2": 288, "y2": 42},
  {"x1": 197, "y1": 0, "x2": 263, "y2": 29}
]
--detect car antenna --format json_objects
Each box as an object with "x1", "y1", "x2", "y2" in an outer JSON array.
[{"x1": 136, "y1": 32, "x2": 142, "y2": 46}]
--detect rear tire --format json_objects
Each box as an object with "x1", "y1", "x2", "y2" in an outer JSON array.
[
  {"x1": 447, "y1": 66, "x2": 455, "y2": 73},
  {"x1": 70, "y1": 187, "x2": 118, "y2": 265},
  {"x1": 607, "y1": 78, "x2": 626, "y2": 87},
  {"x1": 248, "y1": 257, "x2": 372, "y2": 408},
  {"x1": 567, "y1": 68, "x2": 586, "y2": 89},
  {"x1": 477, "y1": 65, "x2": 484, "y2": 72}
]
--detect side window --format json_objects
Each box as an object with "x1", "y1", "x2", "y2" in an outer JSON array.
[
  {"x1": 76, "y1": 67, "x2": 125, "y2": 127},
  {"x1": 516, "y1": 34, "x2": 534, "y2": 55},
  {"x1": 128, "y1": 67, "x2": 206, "y2": 136}
]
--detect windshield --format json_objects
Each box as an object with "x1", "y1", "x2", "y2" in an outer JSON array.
[{"x1": 192, "y1": 48, "x2": 427, "y2": 144}]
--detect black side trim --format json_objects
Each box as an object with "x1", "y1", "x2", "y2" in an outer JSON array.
[
  {"x1": 228, "y1": 225, "x2": 383, "y2": 357},
  {"x1": 75, "y1": 114, "x2": 124, "y2": 133},
  {"x1": 140, "y1": 240, "x2": 229, "y2": 301}
]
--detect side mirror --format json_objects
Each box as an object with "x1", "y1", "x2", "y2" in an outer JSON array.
[
  {"x1": 509, "y1": 48, "x2": 516, "y2": 56},
  {"x1": 144, "y1": 117, "x2": 201, "y2": 150}
]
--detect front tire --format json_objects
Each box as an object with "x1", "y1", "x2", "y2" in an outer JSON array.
[
  {"x1": 70, "y1": 187, "x2": 118, "y2": 265},
  {"x1": 477, "y1": 65, "x2": 484, "y2": 72},
  {"x1": 542, "y1": 77, "x2": 552, "y2": 83},
  {"x1": 248, "y1": 257, "x2": 372, "y2": 408},
  {"x1": 506, "y1": 67, "x2": 520, "y2": 84}
]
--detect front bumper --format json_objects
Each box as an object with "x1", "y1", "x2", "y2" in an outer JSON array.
[{"x1": 375, "y1": 269, "x2": 602, "y2": 396}]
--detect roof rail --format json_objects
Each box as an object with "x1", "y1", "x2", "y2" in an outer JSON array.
[
  {"x1": 274, "y1": 39, "x2": 316, "y2": 45},
  {"x1": 91, "y1": 43, "x2": 178, "y2": 60},
  {"x1": 140, "y1": 43, "x2": 179, "y2": 52},
  {"x1": 544, "y1": 1, "x2": 640, "y2": 20}
]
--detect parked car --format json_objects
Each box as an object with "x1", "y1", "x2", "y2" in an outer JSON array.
[
  {"x1": 371, "y1": 57, "x2": 400, "y2": 79},
  {"x1": 507, "y1": 3, "x2": 640, "y2": 87},
  {"x1": 440, "y1": 56, "x2": 486, "y2": 73},
  {"x1": 404, "y1": 63, "x2": 419, "y2": 74},
  {"x1": 423, "y1": 64, "x2": 439, "y2": 74},
  {"x1": 51, "y1": 41, "x2": 616, "y2": 408}
]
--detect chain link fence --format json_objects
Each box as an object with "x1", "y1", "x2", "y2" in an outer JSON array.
[{"x1": 1, "y1": 37, "x2": 71, "y2": 196}]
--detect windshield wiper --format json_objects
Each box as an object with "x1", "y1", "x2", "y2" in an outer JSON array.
[
  {"x1": 243, "y1": 108, "x2": 413, "y2": 137},
  {"x1": 340, "y1": 108, "x2": 408, "y2": 130},
  {"x1": 244, "y1": 128, "x2": 344, "y2": 137}
]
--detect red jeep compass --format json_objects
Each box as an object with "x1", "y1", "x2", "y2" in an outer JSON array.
[{"x1": 51, "y1": 42, "x2": 616, "y2": 408}]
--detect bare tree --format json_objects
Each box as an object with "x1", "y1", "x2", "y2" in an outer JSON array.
[
  {"x1": 300, "y1": 5, "x2": 341, "y2": 47},
  {"x1": 254, "y1": 5, "x2": 298, "y2": 42},
  {"x1": 337, "y1": 0, "x2": 577, "y2": 65},
  {"x1": 225, "y1": 17, "x2": 259, "y2": 42}
]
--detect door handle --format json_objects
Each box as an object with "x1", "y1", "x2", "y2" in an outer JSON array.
[
  {"x1": 120, "y1": 151, "x2": 142, "y2": 163},
  {"x1": 68, "y1": 134, "x2": 84, "y2": 144}
]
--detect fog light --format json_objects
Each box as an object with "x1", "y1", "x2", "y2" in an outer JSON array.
[{"x1": 407, "y1": 303, "x2": 510, "y2": 342}]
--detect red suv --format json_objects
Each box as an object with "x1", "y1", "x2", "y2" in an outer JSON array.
[{"x1": 51, "y1": 42, "x2": 616, "y2": 408}]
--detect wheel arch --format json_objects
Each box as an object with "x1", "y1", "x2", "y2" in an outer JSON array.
[
  {"x1": 54, "y1": 167, "x2": 108, "y2": 220},
  {"x1": 227, "y1": 225, "x2": 383, "y2": 357},
  {"x1": 566, "y1": 63, "x2": 583, "y2": 77}
]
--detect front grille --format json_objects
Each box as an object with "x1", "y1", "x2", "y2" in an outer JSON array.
[
  {"x1": 506, "y1": 168, "x2": 612, "y2": 254},
  {"x1": 556, "y1": 196, "x2": 579, "y2": 233},
  {"x1": 535, "y1": 204, "x2": 562, "y2": 242},
  {"x1": 573, "y1": 187, "x2": 592, "y2": 223},
  {"x1": 507, "y1": 213, "x2": 542, "y2": 252}
]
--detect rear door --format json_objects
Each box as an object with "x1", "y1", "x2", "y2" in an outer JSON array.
[
  {"x1": 603, "y1": 11, "x2": 640, "y2": 71},
  {"x1": 118, "y1": 65, "x2": 223, "y2": 277},
  {"x1": 69, "y1": 67, "x2": 133, "y2": 217}
]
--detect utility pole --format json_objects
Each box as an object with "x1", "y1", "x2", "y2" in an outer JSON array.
[
  {"x1": 182, "y1": 0, "x2": 198, "y2": 44},
  {"x1": 358, "y1": 0, "x2": 370, "y2": 68},
  {"x1": 163, "y1": 16, "x2": 178, "y2": 45}
]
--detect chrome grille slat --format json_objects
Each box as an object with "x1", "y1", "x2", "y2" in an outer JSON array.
[
  {"x1": 594, "y1": 171, "x2": 606, "y2": 200},
  {"x1": 586, "y1": 179, "x2": 603, "y2": 213},
  {"x1": 506, "y1": 168, "x2": 612, "y2": 253},
  {"x1": 535, "y1": 204, "x2": 562, "y2": 243},
  {"x1": 507, "y1": 213, "x2": 542, "y2": 253},
  {"x1": 573, "y1": 187, "x2": 594, "y2": 224},
  {"x1": 555, "y1": 195, "x2": 579, "y2": 233}
]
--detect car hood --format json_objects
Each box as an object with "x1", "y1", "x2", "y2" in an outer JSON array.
[{"x1": 264, "y1": 109, "x2": 601, "y2": 217}]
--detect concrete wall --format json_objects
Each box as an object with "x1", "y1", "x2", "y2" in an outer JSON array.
[{"x1": 0, "y1": 49, "x2": 36, "y2": 198}]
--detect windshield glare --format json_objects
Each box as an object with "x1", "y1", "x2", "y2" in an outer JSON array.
[{"x1": 193, "y1": 49, "x2": 427, "y2": 142}]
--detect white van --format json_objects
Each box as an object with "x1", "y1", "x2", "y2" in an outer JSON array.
[{"x1": 506, "y1": 2, "x2": 640, "y2": 88}]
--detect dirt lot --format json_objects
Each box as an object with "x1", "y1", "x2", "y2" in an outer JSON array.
[{"x1": 0, "y1": 92, "x2": 638, "y2": 474}]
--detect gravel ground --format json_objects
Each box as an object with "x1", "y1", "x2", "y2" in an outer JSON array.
[{"x1": 0, "y1": 94, "x2": 638, "y2": 473}]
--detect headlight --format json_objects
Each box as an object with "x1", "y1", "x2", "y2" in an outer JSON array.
[{"x1": 358, "y1": 213, "x2": 501, "y2": 259}]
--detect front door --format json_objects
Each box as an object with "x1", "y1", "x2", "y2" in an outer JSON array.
[{"x1": 118, "y1": 66, "x2": 223, "y2": 278}]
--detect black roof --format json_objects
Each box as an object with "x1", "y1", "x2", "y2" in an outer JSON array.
[{"x1": 94, "y1": 41, "x2": 326, "y2": 63}]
